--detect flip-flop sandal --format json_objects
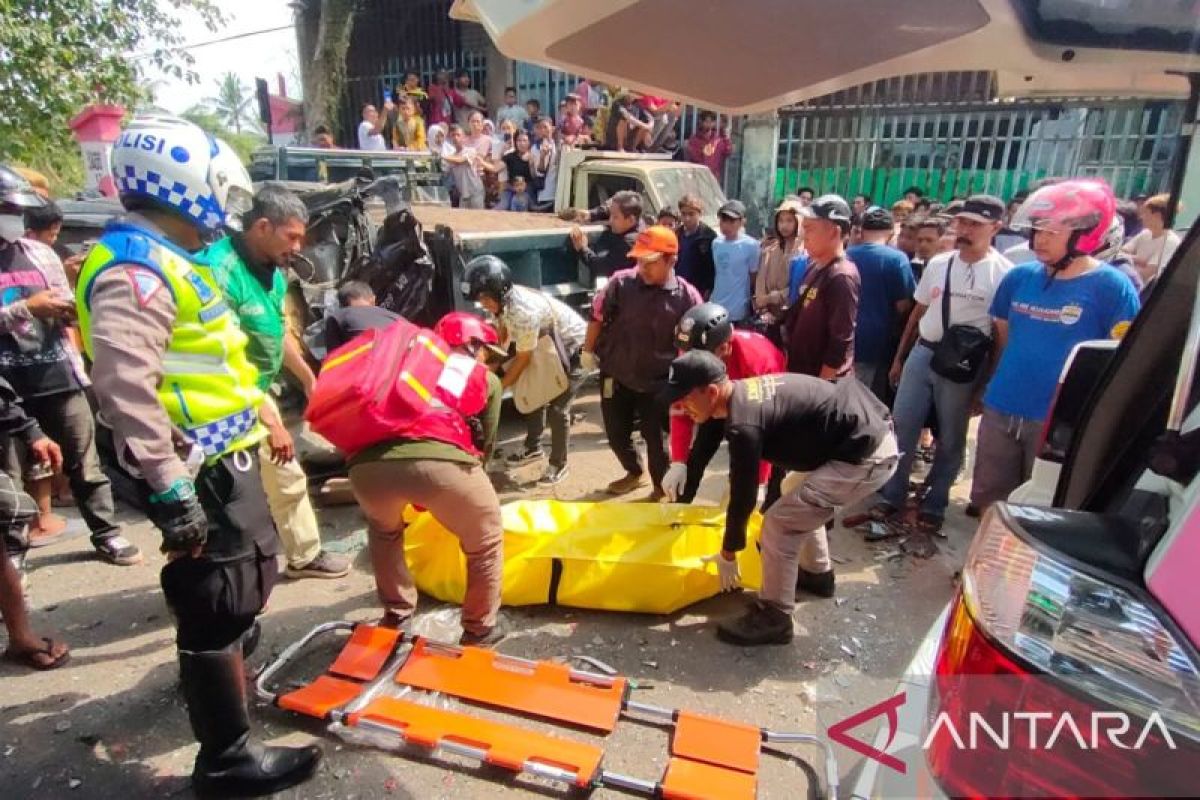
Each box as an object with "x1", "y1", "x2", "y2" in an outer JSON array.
[{"x1": 4, "y1": 637, "x2": 70, "y2": 671}]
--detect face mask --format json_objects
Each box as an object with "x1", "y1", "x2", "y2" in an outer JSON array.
[{"x1": 0, "y1": 213, "x2": 24, "y2": 243}]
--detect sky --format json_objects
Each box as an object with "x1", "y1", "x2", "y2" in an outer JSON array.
[{"x1": 149, "y1": 0, "x2": 300, "y2": 114}]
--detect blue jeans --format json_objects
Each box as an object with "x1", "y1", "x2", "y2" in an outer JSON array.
[{"x1": 878, "y1": 343, "x2": 975, "y2": 518}]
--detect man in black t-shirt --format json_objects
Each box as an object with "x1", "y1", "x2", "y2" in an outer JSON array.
[
  {"x1": 323, "y1": 281, "x2": 401, "y2": 352},
  {"x1": 662, "y1": 350, "x2": 899, "y2": 646}
]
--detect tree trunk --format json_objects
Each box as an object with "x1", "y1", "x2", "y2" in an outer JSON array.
[{"x1": 299, "y1": 0, "x2": 357, "y2": 140}]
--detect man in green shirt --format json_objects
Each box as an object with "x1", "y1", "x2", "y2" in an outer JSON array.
[{"x1": 202, "y1": 183, "x2": 349, "y2": 579}]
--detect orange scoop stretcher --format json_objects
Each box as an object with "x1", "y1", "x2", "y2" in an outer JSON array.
[{"x1": 256, "y1": 622, "x2": 839, "y2": 799}]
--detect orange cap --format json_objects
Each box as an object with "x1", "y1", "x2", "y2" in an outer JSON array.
[{"x1": 627, "y1": 225, "x2": 679, "y2": 259}]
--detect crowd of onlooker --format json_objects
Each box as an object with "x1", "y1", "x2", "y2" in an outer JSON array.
[
  {"x1": 333, "y1": 69, "x2": 734, "y2": 212},
  {"x1": 509, "y1": 177, "x2": 1164, "y2": 541}
]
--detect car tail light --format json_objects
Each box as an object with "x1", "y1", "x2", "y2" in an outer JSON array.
[{"x1": 927, "y1": 504, "x2": 1200, "y2": 798}]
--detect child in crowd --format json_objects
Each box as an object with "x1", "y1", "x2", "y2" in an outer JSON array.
[
  {"x1": 558, "y1": 94, "x2": 591, "y2": 147},
  {"x1": 508, "y1": 176, "x2": 531, "y2": 212}
]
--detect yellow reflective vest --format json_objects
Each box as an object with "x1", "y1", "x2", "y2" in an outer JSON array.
[{"x1": 76, "y1": 222, "x2": 265, "y2": 460}]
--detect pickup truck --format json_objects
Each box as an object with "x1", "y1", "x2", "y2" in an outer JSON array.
[{"x1": 249, "y1": 144, "x2": 726, "y2": 226}]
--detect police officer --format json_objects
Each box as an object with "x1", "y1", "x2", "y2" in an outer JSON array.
[
  {"x1": 662, "y1": 302, "x2": 785, "y2": 504},
  {"x1": 662, "y1": 350, "x2": 899, "y2": 646},
  {"x1": 75, "y1": 116, "x2": 319, "y2": 795}
]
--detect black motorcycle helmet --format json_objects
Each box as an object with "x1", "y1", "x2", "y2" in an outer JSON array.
[
  {"x1": 676, "y1": 302, "x2": 733, "y2": 352},
  {"x1": 804, "y1": 194, "x2": 852, "y2": 233},
  {"x1": 0, "y1": 165, "x2": 46, "y2": 212},
  {"x1": 860, "y1": 205, "x2": 894, "y2": 231},
  {"x1": 462, "y1": 255, "x2": 513, "y2": 303}
]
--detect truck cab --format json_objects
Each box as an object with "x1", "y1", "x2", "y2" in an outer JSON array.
[{"x1": 554, "y1": 149, "x2": 726, "y2": 226}]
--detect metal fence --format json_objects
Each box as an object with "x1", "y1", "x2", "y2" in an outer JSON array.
[
  {"x1": 338, "y1": 0, "x2": 486, "y2": 142},
  {"x1": 776, "y1": 73, "x2": 1184, "y2": 205}
]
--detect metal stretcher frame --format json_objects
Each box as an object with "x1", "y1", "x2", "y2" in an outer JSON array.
[{"x1": 256, "y1": 621, "x2": 839, "y2": 799}]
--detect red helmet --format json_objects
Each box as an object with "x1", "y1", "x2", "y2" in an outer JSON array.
[
  {"x1": 1009, "y1": 179, "x2": 1116, "y2": 256},
  {"x1": 433, "y1": 311, "x2": 499, "y2": 349}
]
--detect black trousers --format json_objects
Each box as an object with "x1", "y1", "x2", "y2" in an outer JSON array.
[
  {"x1": 159, "y1": 451, "x2": 279, "y2": 652},
  {"x1": 599, "y1": 376, "x2": 669, "y2": 487}
]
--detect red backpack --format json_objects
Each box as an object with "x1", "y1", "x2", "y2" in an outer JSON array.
[{"x1": 305, "y1": 318, "x2": 490, "y2": 458}]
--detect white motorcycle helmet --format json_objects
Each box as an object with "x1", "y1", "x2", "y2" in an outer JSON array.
[{"x1": 111, "y1": 114, "x2": 253, "y2": 233}]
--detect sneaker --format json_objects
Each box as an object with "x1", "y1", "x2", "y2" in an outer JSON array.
[
  {"x1": 506, "y1": 447, "x2": 545, "y2": 467},
  {"x1": 537, "y1": 464, "x2": 570, "y2": 486},
  {"x1": 460, "y1": 619, "x2": 509, "y2": 648},
  {"x1": 94, "y1": 535, "x2": 143, "y2": 566},
  {"x1": 606, "y1": 472, "x2": 646, "y2": 495},
  {"x1": 286, "y1": 550, "x2": 351, "y2": 580},
  {"x1": 796, "y1": 568, "x2": 836, "y2": 598},
  {"x1": 716, "y1": 601, "x2": 794, "y2": 646}
]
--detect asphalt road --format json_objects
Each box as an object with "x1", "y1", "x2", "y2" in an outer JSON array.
[{"x1": 0, "y1": 385, "x2": 973, "y2": 798}]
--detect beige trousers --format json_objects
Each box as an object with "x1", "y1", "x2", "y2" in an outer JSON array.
[
  {"x1": 348, "y1": 458, "x2": 503, "y2": 635},
  {"x1": 760, "y1": 433, "x2": 899, "y2": 613},
  {"x1": 258, "y1": 398, "x2": 322, "y2": 569}
]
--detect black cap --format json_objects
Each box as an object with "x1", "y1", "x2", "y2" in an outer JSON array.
[
  {"x1": 717, "y1": 200, "x2": 746, "y2": 220},
  {"x1": 800, "y1": 194, "x2": 852, "y2": 231},
  {"x1": 955, "y1": 194, "x2": 1005, "y2": 224},
  {"x1": 661, "y1": 350, "x2": 728, "y2": 405},
  {"x1": 860, "y1": 205, "x2": 894, "y2": 231}
]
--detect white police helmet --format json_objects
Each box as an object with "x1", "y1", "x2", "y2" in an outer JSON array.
[{"x1": 111, "y1": 114, "x2": 254, "y2": 233}]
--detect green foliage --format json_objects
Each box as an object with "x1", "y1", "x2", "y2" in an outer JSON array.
[{"x1": 0, "y1": 0, "x2": 225, "y2": 192}]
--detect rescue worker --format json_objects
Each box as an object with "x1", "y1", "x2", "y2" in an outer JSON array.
[
  {"x1": 75, "y1": 115, "x2": 320, "y2": 795},
  {"x1": 662, "y1": 350, "x2": 899, "y2": 646},
  {"x1": 433, "y1": 310, "x2": 503, "y2": 362},
  {"x1": 201, "y1": 183, "x2": 350, "y2": 580},
  {"x1": 661, "y1": 302, "x2": 785, "y2": 504},
  {"x1": 344, "y1": 325, "x2": 507, "y2": 645}
]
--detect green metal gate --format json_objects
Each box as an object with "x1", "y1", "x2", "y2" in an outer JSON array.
[{"x1": 776, "y1": 72, "x2": 1184, "y2": 205}]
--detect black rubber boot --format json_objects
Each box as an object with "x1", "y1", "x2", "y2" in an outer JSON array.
[
  {"x1": 179, "y1": 643, "x2": 321, "y2": 797},
  {"x1": 796, "y1": 568, "x2": 836, "y2": 598}
]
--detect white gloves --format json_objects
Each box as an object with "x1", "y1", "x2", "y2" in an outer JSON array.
[
  {"x1": 580, "y1": 350, "x2": 599, "y2": 373},
  {"x1": 703, "y1": 552, "x2": 741, "y2": 592},
  {"x1": 661, "y1": 462, "x2": 688, "y2": 501}
]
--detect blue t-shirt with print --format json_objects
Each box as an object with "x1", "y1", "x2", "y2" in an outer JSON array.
[
  {"x1": 985, "y1": 262, "x2": 1140, "y2": 421},
  {"x1": 847, "y1": 242, "x2": 916, "y2": 365},
  {"x1": 711, "y1": 233, "x2": 759, "y2": 321},
  {"x1": 788, "y1": 253, "x2": 810, "y2": 305}
]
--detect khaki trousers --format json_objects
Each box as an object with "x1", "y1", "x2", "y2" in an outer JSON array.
[
  {"x1": 257, "y1": 398, "x2": 322, "y2": 569},
  {"x1": 760, "y1": 433, "x2": 899, "y2": 613},
  {"x1": 348, "y1": 458, "x2": 503, "y2": 635}
]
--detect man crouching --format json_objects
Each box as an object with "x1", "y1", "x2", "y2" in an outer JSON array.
[
  {"x1": 663, "y1": 351, "x2": 899, "y2": 646},
  {"x1": 345, "y1": 349, "x2": 506, "y2": 647}
]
